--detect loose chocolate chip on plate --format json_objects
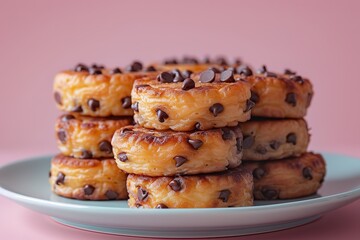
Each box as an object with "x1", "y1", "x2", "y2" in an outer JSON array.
[
  {"x1": 173, "y1": 156, "x2": 188, "y2": 167},
  {"x1": 250, "y1": 91, "x2": 260, "y2": 103},
  {"x1": 155, "y1": 203, "x2": 168, "y2": 209},
  {"x1": 284, "y1": 69, "x2": 296, "y2": 75},
  {"x1": 146, "y1": 65, "x2": 156, "y2": 72},
  {"x1": 169, "y1": 178, "x2": 183, "y2": 192},
  {"x1": 84, "y1": 184, "x2": 95, "y2": 195},
  {"x1": 243, "y1": 135, "x2": 254, "y2": 149},
  {"x1": 244, "y1": 99, "x2": 255, "y2": 112},
  {"x1": 110, "y1": 67, "x2": 122, "y2": 74},
  {"x1": 55, "y1": 172, "x2": 65, "y2": 185},
  {"x1": 156, "y1": 109, "x2": 169, "y2": 122},
  {"x1": 257, "y1": 65, "x2": 267, "y2": 74},
  {"x1": 219, "y1": 189, "x2": 231, "y2": 202},
  {"x1": 286, "y1": 133, "x2": 297, "y2": 145},
  {"x1": 127, "y1": 61, "x2": 143, "y2": 72},
  {"x1": 261, "y1": 188, "x2": 279, "y2": 200},
  {"x1": 54, "y1": 91, "x2": 62, "y2": 105},
  {"x1": 187, "y1": 139, "x2": 203, "y2": 150},
  {"x1": 236, "y1": 137, "x2": 243, "y2": 152},
  {"x1": 237, "y1": 66, "x2": 253, "y2": 76},
  {"x1": 255, "y1": 145, "x2": 267, "y2": 154},
  {"x1": 220, "y1": 69, "x2": 235, "y2": 83},
  {"x1": 118, "y1": 152, "x2": 128, "y2": 162},
  {"x1": 87, "y1": 98, "x2": 100, "y2": 111},
  {"x1": 81, "y1": 150, "x2": 93, "y2": 159},
  {"x1": 121, "y1": 96, "x2": 132, "y2": 109},
  {"x1": 137, "y1": 187, "x2": 149, "y2": 201},
  {"x1": 285, "y1": 93, "x2": 297, "y2": 106},
  {"x1": 89, "y1": 68, "x2": 102, "y2": 75},
  {"x1": 99, "y1": 140, "x2": 112, "y2": 154},
  {"x1": 221, "y1": 128, "x2": 233, "y2": 140},
  {"x1": 182, "y1": 78, "x2": 195, "y2": 90},
  {"x1": 105, "y1": 190, "x2": 118, "y2": 200},
  {"x1": 209, "y1": 103, "x2": 224, "y2": 117},
  {"x1": 72, "y1": 105, "x2": 83, "y2": 113},
  {"x1": 253, "y1": 168, "x2": 265, "y2": 180},
  {"x1": 199, "y1": 69, "x2": 216, "y2": 83},
  {"x1": 57, "y1": 130, "x2": 67, "y2": 144},
  {"x1": 303, "y1": 167, "x2": 313, "y2": 180},
  {"x1": 131, "y1": 102, "x2": 139, "y2": 112},
  {"x1": 269, "y1": 140, "x2": 280, "y2": 150}
]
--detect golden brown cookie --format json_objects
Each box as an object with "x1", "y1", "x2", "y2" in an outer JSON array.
[
  {"x1": 49, "y1": 154, "x2": 127, "y2": 200},
  {"x1": 241, "y1": 66, "x2": 313, "y2": 118},
  {"x1": 127, "y1": 166, "x2": 253, "y2": 208},
  {"x1": 112, "y1": 125, "x2": 243, "y2": 177},
  {"x1": 53, "y1": 62, "x2": 159, "y2": 117},
  {"x1": 132, "y1": 69, "x2": 253, "y2": 131},
  {"x1": 55, "y1": 114, "x2": 133, "y2": 159},
  {"x1": 242, "y1": 152, "x2": 326, "y2": 200},
  {"x1": 240, "y1": 118, "x2": 309, "y2": 161}
]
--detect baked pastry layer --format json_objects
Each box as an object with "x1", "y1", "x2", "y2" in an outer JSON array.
[
  {"x1": 127, "y1": 166, "x2": 253, "y2": 208},
  {"x1": 49, "y1": 154, "x2": 127, "y2": 200},
  {"x1": 243, "y1": 152, "x2": 326, "y2": 200},
  {"x1": 55, "y1": 114, "x2": 133, "y2": 158},
  {"x1": 112, "y1": 125, "x2": 243, "y2": 176},
  {"x1": 132, "y1": 70, "x2": 252, "y2": 131},
  {"x1": 240, "y1": 118, "x2": 309, "y2": 161},
  {"x1": 53, "y1": 67, "x2": 158, "y2": 117}
]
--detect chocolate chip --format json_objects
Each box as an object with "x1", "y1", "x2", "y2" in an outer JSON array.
[
  {"x1": 146, "y1": 65, "x2": 156, "y2": 72},
  {"x1": 216, "y1": 57, "x2": 228, "y2": 66},
  {"x1": 89, "y1": 68, "x2": 102, "y2": 75},
  {"x1": 127, "y1": 61, "x2": 143, "y2": 72},
  {"x1": 234, "y1": 58, "x2": 242, "y2": 66},
  {"x1": 72, "y1": 105, "x2": 83, "y2": 113},
  {"x1": 286, "y1": 133, "x2": 297, "y2": 145},
  {"x1": 253, "y1": 168, "x2": 265, "y2": 180},
  {"x1": 131, "y1": 102, "x2": 139, "y2": 112},
  {"x1": 137, "y1": 187, "x2": 148, "y2": 201},
  {"x1": 172, "y1": 69, "x2": 185, "y2": 82},
  {"x1": 121, "y1": 96, "x2": 131, "y2": 109},
  {"x1": 199, "y1": 69, "x2": 216, "y2": 83},
  {"x1": 183, "y1": 56, "x2": 199, "y2": 64},
  {"x1": 210, "y1": 67, "x2": 222, "y2": 73},
  {"x1": 157, "y1": 72, "x2": 174, "y2": 83},
  {"x1": 204, "y1": 56, "x2": 211, "y2": 64},
  {"x1": 182, "y1": 78, "x2": 195, "y2": 90},
  {"x1": 237, "y1": 66, "x2": 253, "y2": 76},
  {"x1": 284, "y1": 69, "x2": 296, "y2": 75},
  {"x1": 244, "y1": 99, "x2": 255, "y2": 112},
  {"x1": 169, "y1": 178, "x2": 183, "y2": 192},
  {"x1": 236, "y1": 137, "x2": 243, "y2": 152},
  {"x1": 110, "y1": 67, "x2": 122, "y2": 74},
  {"x1": 80, "y1": 150, "x2": 93, "y2": 159},
  {"x1": 264, "y1": 72, "x2": 277, "y2": 78},
  {"x1": 164, "y1": 58, "x2": 178, "y2": 65},
  {"x1": 250, "y1": 91, "x2": 259, "y2": 103},
  {"x1": 61, "y1": 114, "x2": 75, "y2": 121},
  {"x1": 261, "y1": 188, "x2": 278, "y2": 200},
  {"x1": 285, "y1": 93, "x2": 297, "y2": 106},
  {"x1": 105, "y1": 190, "x2": 118, "y2": 200},
  {"x1": 74, "y1": 63, "x2": 88, "y2": 72},
  {"x1": 182, "y1": 70, "x2": 193, "y2": 78},
  {"x1": 290, "y1": 75, "x2": 304, "y2": 84},
  {"x1": 187, "y1": 139, "x2": 203, "y2": 150},
  {"x1": 194, "y1": 122, "x2": 201, "y2": 130},
  {"x1": 118, "y1": 152, "x2": 128, "y2": 162},
  {"x1": 99, "y1": 140, "x2": 112, "y2": 154},
  {"x1": 221, "y1": 128, "x2": 233, "y2": 140},
  {"x1": 257, "y1": 65, "x2": 267, "y2": 74},
  {"x1": 243, "y1": 135, "x2": 254, "y2": 149},
  {"x1": 156, "y1": 109, "x2": 169, "y2": 122},
  {"x1": 54, "y1": 91, "x2": 62, "y2": 105},
  {"x1": 255, "y1": 145, "x2": 267, "y2": 154},
  {"x1": 220, "y1": 69, "x2": 235, "y2": 83},
  {"x1": 87, "y1": 98, "x2": 100, "y2": 111},
  {"x1": 48, "y1": 171, "x2": 52, "y2": 177},
  {"x1": 55, "y1": 172, "x2": 65, "y2": 185},
  {"x1": 91, "y1": 64, "x2": 104, "y2": 69},
  {"x1": 84, "y1": 184, "x2": 95, "y2": 195},
  {"x1": 57, "y1": 130, "x2": 66, "y2": 144},
  {"x1": 209, "y1": 103, "x2": 224, "y2": 117},
  {"x1": 269, "y1": 140, "x2": 280, "y2": 150},
  {"x1": 219, "y1": 189, "x2": 231, "y2": 202},
  {"x1": 173, "y1": 156, "x2": 187, "y2": 167},
  {"x1": 303, "y1": 167, "x2": 313, "y2": 180},
  {"x1": 155, "y1": 204, "x2": 168, "y2": 209}
]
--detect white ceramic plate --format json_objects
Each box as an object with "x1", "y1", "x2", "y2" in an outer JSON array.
[{"x1": 0, "y1": 153, "x2": 360, "y2": 238}]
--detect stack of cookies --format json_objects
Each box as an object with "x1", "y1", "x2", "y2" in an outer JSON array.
[
  {"x1": 235, "y1": 65, "x2": 326, "y2": 200},
  {"x1": 111, "y1": 65, "x2": 255, "y2": 208},
  {"x1": 49, "y1": 62, "x2": 158, "y2": 200}
]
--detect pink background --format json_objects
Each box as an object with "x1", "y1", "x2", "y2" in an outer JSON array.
[{"x1": 1, "y1": 0, "x2": 359, "y2": 239}]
